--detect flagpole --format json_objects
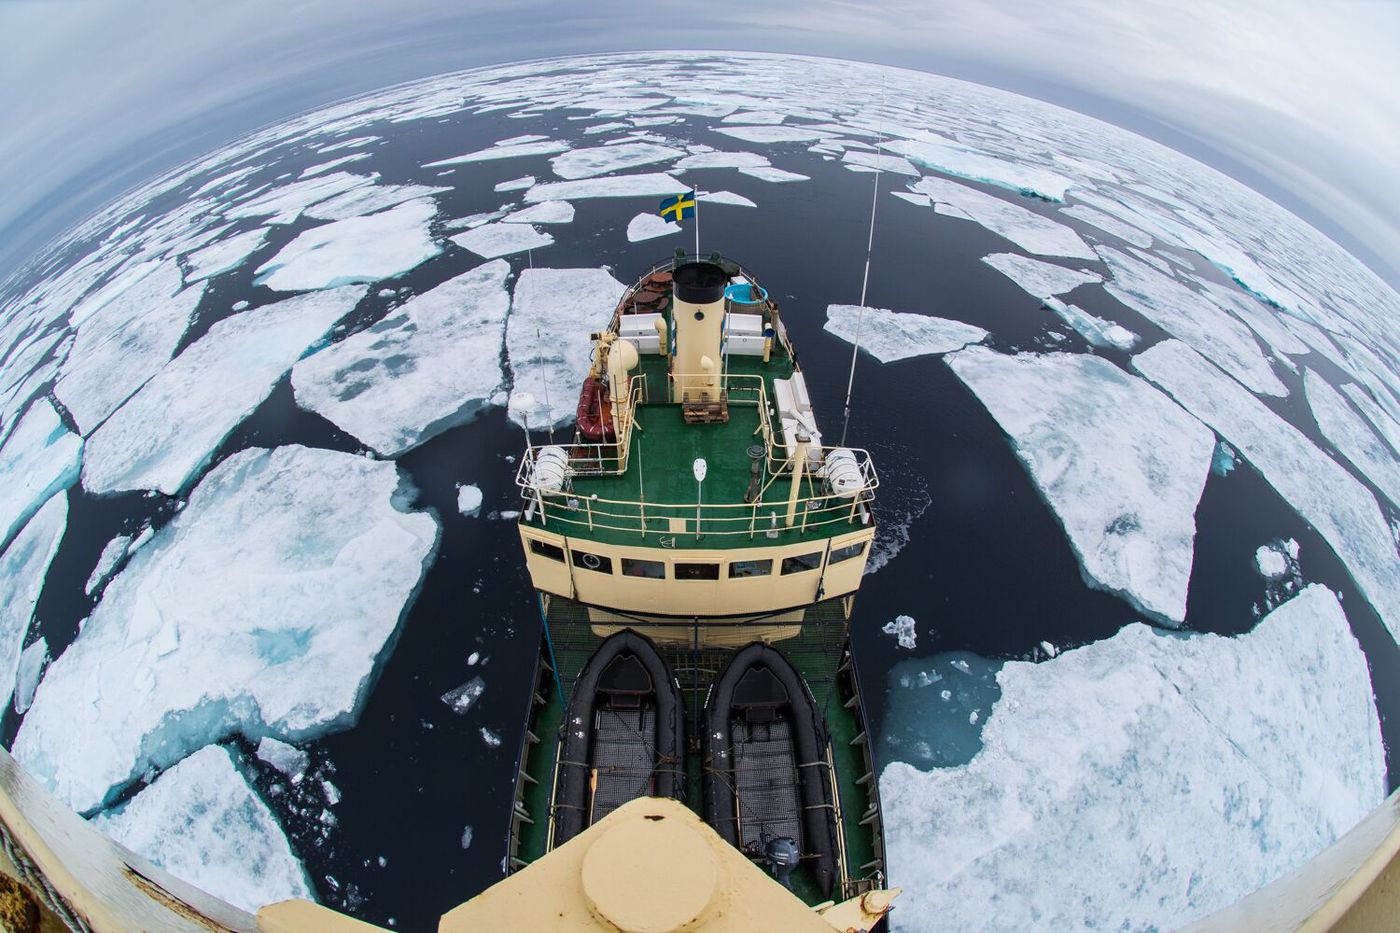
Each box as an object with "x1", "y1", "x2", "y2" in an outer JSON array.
[{"x1": 693, "y1": 188, "x2": 700, "y2": 258}]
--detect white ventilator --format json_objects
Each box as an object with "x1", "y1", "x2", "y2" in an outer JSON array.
[{"x1": 823, "y1": 448, "x2": 864, "y2": 498}]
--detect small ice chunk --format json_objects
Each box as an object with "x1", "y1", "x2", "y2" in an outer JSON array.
[
  {"x1": 1303, "y1": 369, "x2": 1400, "y2": 507},
  {"x1": 502, "y1": 201, "x2": 575, "y2": 225},
  {"x1": 550, "y1": 142, "x2": 683, "y2": 179},
  {"x1": 824, "y1": 304, "x2": 987, "y2": 363},
  {"x1": 1060, "y1": 204, "x2": 1152, "y2": 249},
  {"x1": 304, "y1": 183, "x2": 450, "y2": 223},
  {"x1": 738, "y1": 166, "x2": 809, "y2": 183},
  {"x1": 292, "y1": 262, "x2": 510, "y2": 456},
  {"x1": 1041, "y1": 297, "x2": 1139, "y2": 351},
  {"x1": 910, "y1": 176, "x2": 1095, "y2": 260},
  {"x1": 322, "y1": 779, "x2": 341, "y2": 806},
  {"x1": 883, "y1": 615, "x2": 918, "y2": 650},
  {"x1": 1255, "y1": 545, "x2": 1289, "y2": 580},
  {"x1": 16, "y1": 445, "x2": 440, "y2": 813},
  {"x1": 451, "y1": 223, "x2": 553, "y2": 259},
  {"x1": 1211, "y1": 440, "x2": 1238, "y2": 477},
  {"x1": 1039, "y1": 641, "x2": 1059, "y2": 659},
  {"x1": 467, "y1": 652, "x2": 480, "y2": 666},
  {"x1": 0, "y1": 495, "x2": 66, "y2": 712},
  {"x1": 494, "y1": 176, "x2": 535, "y2": 192},
  {"x1": 627, "y1": 213, "x2": 682, "y2": 242},
  {"x1": 698, "y1": 190, "x2": 756, "y2": 208},
  {"x1": 13, "y1": 637, "x2": 48, "y2": 714},
  {"x1": 981, "y1": 253, "x2": 1101, "y2": 299},
  {"x1": 184, "y1": 228, "x2": 270, "y2": 282},
  {"x1": 84, "y1": 286, "x2": 366, "y2": 495},
  {"x1": 423, "y1": 140, "x2": 569, "y2": 167},
  {"x1": 84, "y1": 533, "x2": 133, "y2": 595},
  {"x1": 255, "y1": 198, "x2": 441, "y2": 292},
  {"x1": 507, "y1": 268, "x2": 626, "y2": 429},
  {"x1": 442, "y1": 676, "x2": 485, "y2": 715},
  {"x1": 711, "y1": 125, "x2": 827, "y2": 144},
  {"x1": 461, "y1": 825, "x2": 474, "y2": 849},
  {"x1": 457, "y1": 485, "x2": 484, "y2": 517},
  {"x1": 947, "y1": 347, "x2": 1214, "y2": 624},
  {"x1": 0, "y1": 399, "x2": 82, "y2": 551},
  {"x1": 255, "y1": 737, "x2": 309, "y2": 779},
  {"x1": 92, "y1": 745, "x2": 313, "y2": 914},
  {"x1": 480, "y1": 727, "x2": 502, "y2": 747}
]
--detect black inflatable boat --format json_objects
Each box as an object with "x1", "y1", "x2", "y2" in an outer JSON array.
[
  {"x1": 702, "y1": 641, "x2": 840, "y2": 898},
  {"x1": 550, "y1": 629, "x2": 686, "y2": 846}
]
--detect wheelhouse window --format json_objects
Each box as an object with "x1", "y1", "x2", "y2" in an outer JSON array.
[
  {"x1": 675, "y1": 562, "x2": 720, "y2": 581},
  {"x1": 828, "y1": 541, "x2": 867, "y2": 565},
  {"x1": 780, "y1": 551, "x2": 823, "y2": 575},
  {"x1": 621, "y1": 557, "x2": 666, "y2": 579},
  {"x1": 728, "y1": 559, "x2": 772, "y2": 578},
  {"x1": 571, "y1": 550, "x2": 613, "y2": 574},
  {"x1": 529, "y1": 539, "x2": 565, "y2": 562}
]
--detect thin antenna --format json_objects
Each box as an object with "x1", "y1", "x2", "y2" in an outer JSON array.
[{"x1": 839, "y1": 80, "x2": 888, "y2": 448}]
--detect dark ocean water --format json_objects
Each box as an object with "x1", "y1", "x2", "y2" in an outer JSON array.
[{"x1": 2, "y1": 98, "x2": 1396, "y2": 931}]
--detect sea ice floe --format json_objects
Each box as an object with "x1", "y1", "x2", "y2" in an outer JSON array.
[
  {"x1": 304, "y1": 183, "x2": 450, "y2": 223},
  {"x1": 450, "y1": 222, "x2": 554, "y2": 259},
  {"x1": 502, "y1": 201, "x2": 575, "y2": 225},
  {"x1": 1134, "y1": 340, "x2": 1400, "y2": 641},
  {"x1": 480, "y1": 728, "x2": 502, "y2": 748},
  {"x1": 880, "y1": 585, "x2": 1384, "y2": 933},
  {"x1": 549, "y1": 142, "x2": 684, "y2": 179},
  {"x1": 980, "y1": 252, "x2": 1101, "y2": 299},
  {"x1": 67, "y1": 260, "x2": 164, "y2": 325},
  {"x1": 225, "y1": 171, "x2": 373, "y2": 225},
  {"x1": 15, "y1": 445, "x2": 439, "y2": 813},
  {"x1": 583, "y1": 122, "x2": 629, "y2": 135},
  {"x1": 522, "y1": 173, "x2": 688, "y2": 203},
  {"x1": 1059, "y1": 204, "x2": 1152, "y2": 248},
  {"x1": 824, "y1": 304, "x2": 987, "y2": 363},
  {"x1": 673, "y1": 151, "x2": 770, "y2": 171},
  {"x1": 841, "y1": 150, "x2": 918, "y2": 176},
  {"x1": 1189, "y1": 275, "x2": 1309, "y2": 359},
  {"x1": 1041, "y1": 298, "x2": 1138, "y2": 351},
  {"x1": 883, "y1": 615, "x2": 918, "y2": 650},
  {"x1": 1304, "y1": 369, "x2": 1400, "y2": 507},
  {"x1": 720, "y1": 110, "x2": 786, "y2": 125},
  {"x1": 83, "y1": 287, "x2": 366, "y2": 496},
  {"x1": 318, "y1": 135, "x2": 377, "y2": 154},
  {"x1": 884, "y1": 136, "x2": 1074, "y2": 201},
  {"x1": 1255, "y1": 543, "x2": 1290, "y2": 580},
  {"x1": 947, "y1": 347, "x2": 1212, "y2": 623},
  {"x1": 184, "y1": 228, "x2": 270, "y2": 282},
  {"x1": 697, "y1": 190, "x2": 756, "y2": 208},
  {"x1": 1341, "y1": 383, "x2": 1400, "y2": 458},
  {"x1": 0, "y1": 400, "x2": 82, "y2": 551},
  {"x1": 494, "y1": 176, "x2": 535, "y2": 192},
  {"x1": 457, "y1": 485, "x2": 483, "y2": 517},
  {"x1": 1099, "y1": 246, "x2": 1287, "y2": 398},
  {"x1": 442, "y1": 676, "x2": 485, "y2": 715},
  {"x1": 92, "y1": 745, "x2": 312, "y2": 914},
  {"x1": 738, "y1": 166, "x2": 809, "y2": 183},
  {"x1": 507, "y1": 268, "x2": 626, "y2": 428},
  {"x1": 292, "y1": 261, "x2": 511, "y2": 457},
  {"x1": 0, "y1": 493, "x2": 66, "y2": 712},
  {"x1": 13, "y1": 637, "x2": 48, "y2": 714},
  {"x1": 255, "y1": 198, "x2": 441, "y2": 291},
  {"x1": 909, "y1": 176, "x2": 1095, "y2": 260},
  {"x1": 422, "y1": 140, "x2": 570, "y2": 167},
  {"x1": 626, "y1": 213, "x2": 682, "y2": 242},
  {"x1": 711, "y1": 125, "x2": 827, "y2": 144},
  {"x1": 256, "y1": 737, "x2": 309, "y2": 780},
  {"x1": 84, "y1": 533, "x2": 132, "y2": 595},
  {"x1": 55, "y1": 261, "x2": 204, "y2": 435}
]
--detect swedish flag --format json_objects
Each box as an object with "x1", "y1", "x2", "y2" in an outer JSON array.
[{"x1": 659, "y1": 190, "x2": 696, "y2": 221}]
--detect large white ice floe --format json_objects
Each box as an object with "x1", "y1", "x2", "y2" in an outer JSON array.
[
  {"x1": 507, "y1": 268, "x2": 626, "y2": 428},
  {"x1": 0, "y1": 493, "x2": 66, "y2": 713},
  {"x1": 884, "y1": 136, "x2": 1075, "y2": 202},
  {"x1": 947, "y1": 347, "x2": 1212, "y2": 623},
  {"x1": 1341, "y1": 383, "x2": 1400, "y2": 460},
  {"x1": 55, "y1": 261, "x2": 204, "y2": 435},
  {"x1": 85, "y1": 534, "x2": 132, "y2": 596},
  {"x1": 673, "y1": 150, "x2": 770, "y2": 171},
  {"x1": 841, "y1": 150, "x2": 919, "y2": 176},
  {"x1": 880, "y1": 584, "x2": 1384, "y2": 933},
  {"x1": 824, "y1": 304, "x2": 987, "y2": 363},
  {"x1": 1041, "y1": 297, "x2": 1139, "y2": 351},
  {"x1": 225, "y1": 172, "x2": 373, "y2": 225},
  {"x1": 184, "y1": 228, "x2": 270, "y2": 282},
  {"x1": 502, "y1": 201, "x2": 575, "y2": 225},
  {"x1": 1098, "y1": 246, "x2": 1287, "y2": 397},
  {"x1": 422, "y1": 139, "x2": 570, "y2": 167},
  {"x1": 521, "y1": 173, "x2": 688, "y2": 203},
  {"x1": 15, "y1": 445, "x2": 440, "y2": 814},
  {"x1": 92, "y1": 745, "x2": 313, "y2": 913},
  {"x1": 1058, "y1": 203, "x2": 1152, "y2": 248},
  {"x1": 626, "y1": 213, "x2": 681, "y2": 242},
  {"x1": 450, "y1": 222, "x2": 554, "y2": 259},
  {"x1": 255, "y1": 198, "x2": 441, "y2": 292},
  {"x1": 1189, "y1": 275, "x2": 1310, "y2": 361},
  {"x1": 0, "y1": 399, "x2": 82, "y2": 552},
  {"x1": 304, "y1": 183, "x2": 450, "y2": 223},
  {"x1": 738, "y1": 166, "x2": 809, "y2": 183},
  {"x1": 549, "y1": 142, "x2": 683, "y2": 179},
  {"x1": 710, "y1": 125, "x2": 827, "y2": 144},
  {"x1": 980, "y1": 252, "x2": 1101, "y2": 299},
  {"x1": 1133, "y1": 340, "x2": 1400, "y2": 641},
  {"x1": 301, "y1": 152, "x2": 371, "y2": 177},
  {"x1": 82, "y1": 287, "x2": 366, "y2": 496},
  {"x1": 1303, "y1": 369, "x2": 1400, "y2": 507},
  {"x1": 292, "y1": 261, "x2": 511, "y2": 456},
  {"x1": 13, "y1": 636, "x2": 48, "y2": 715},
  {"x1": 909, "y1": 176, "x2": 1095, "y2": 260}
]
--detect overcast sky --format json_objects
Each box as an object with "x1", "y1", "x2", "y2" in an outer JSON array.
[{"x1": 1, "y1": 0, "x2": 1396, "y2": 287}]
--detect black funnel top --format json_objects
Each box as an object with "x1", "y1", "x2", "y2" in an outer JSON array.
[{"x1": 673, "y1": 261, "x2": 728, "y2": 304}]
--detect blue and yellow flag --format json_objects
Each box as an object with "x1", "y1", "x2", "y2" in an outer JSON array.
[{"x1": 659, "y1": 190, "x2": 696, "y2": 221}]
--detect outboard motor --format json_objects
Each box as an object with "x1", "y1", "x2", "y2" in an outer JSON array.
[{"x1": 763, "y1": 835, "x2": 801, "y2": 890}]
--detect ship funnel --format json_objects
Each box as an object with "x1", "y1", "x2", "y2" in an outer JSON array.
[{"x1": 670, "y1": 260, "x2": 728, "y2": 404}]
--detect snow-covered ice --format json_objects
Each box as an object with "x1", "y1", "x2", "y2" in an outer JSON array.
[
  {"x1": 84, "y1": 533, "x2": 132, "y2": 595},
  {"x1": 1134, "y1": 340, "x2": 1400, "y2": 641},
  {"x1": 673, "y1": 150, "x2": 770, "y2": 171},
  {"x1": 910, "y1": 176, "x2": 1095, "y2": 260},
  {"x1": 84, "y1": 287, "x2": 366, "y2": 495},
  {"x1": 92, "y1": 745, "x2": 312, "y2": 914},
  {"x1": 1341, "y1": 383, "x2": 1400, "y2": 459},
  {"x1": 13, "y1": 637, "x2": 48, "y2": 714},
  {"x1": 304, "y1": 183, "x2": 450, "y2": 223},
  {"x1": 1099, "y1": 246, "x2": 1287, "y2": 397},
  {"x1": 494, "y1": 176, "x2": 535, "y2": 192},
  {"x1": 423, "y1": 140, "x2": 569, "y2": 167},
  {"x1": 1255, "y1": 544, "x2": 1289, "y2": 580},
  {"x1": 522, "y1": 173, "x2": 688, "y2": 203},
  {"x1": 824, "y1": 304, "x2": 987, "y2": 363},
  {"x1": 980, "y1": 252, "x2": 1101, "y2": 299},
  {"x1": 480, "y1": 727, "x2": 502, "y2": 748},
  {"x1": 627, "y1": 213, "x2": 682, "y2": 242},
  {"x1": 1041, "y1": 297, "x2": 1139, "y2": 351},
  {"x1": 549, "y1": 142, "x2": 683, "y2": 179},
  {"x1": 841, "y1": 150, "x2": 919, "y2": 176},
  {"x1": 0, "y1": 400, "x2": 82, "y2": 551},
  {"x1": 461, "y1": 825, "x2": 474, "y2": 849},
  {"x1": 880, "y1": 585, "x2": 1384, "y2": 933},
  {"x1": 0, "y1": 494, "x2": 66, "y2": 712},
  {"x1": 301, "y1": 152, "x2": 371, "y2": 177},
  {"x1": 450, "y1": 222, "x2": 553, "y2": 259},
  {"x1": 502, "y1": 201, "x2": 575, "y2": 225},
  {"x1": 1190, "y1": 275, "x2": 1310, "y2": 360},
  {"x1": 711, "y1": 125, "x2": 827, "y2": 144},
  {"x1": 883, "y1": 615, "x2": 918, "y2": 650},
  {"x1": 255, "y1": 198, "x2": 441, "y2": 291},
  {"x1": 292, "y1": 262, "x2": 511, "y2": 457},
  {"x1": 698, "y1": 190, "x2": 756, "y2": 208},
  {"x1": 457, "y1": 485, "x2": 484, "y2": 517},
  {"x1": 1303, "y1": 369, "x2": 1400, "y2": 507},
  {"x1": 255, "y1": 737, "x2": 309, "y2": 780},
  {"x1": 226, "y1": 172, "x2": 372, "y2": 225},
  {"x1": 885, "y1": 136, "x2": 1075, "y2": 201},
  {"x1": 442, "y1": 676, "x2": 485, "y2": 715},
  {"x1": 738, "y1": 166, "x2": 809, "y2": 183},
  {"x1": 184, "y1": 228, "x2": 269, "y2": 282},
  {"x1": 507, "y1": 268, "x2": 626, "y2": 428},
  {"x1": 15, "y1": 445, "x2": 439, "y2": 813},
  {"x1": 947, "y1": 347, "x2": 1212, "y2": 623},
  {"x1": 1059, "y1": 204, "x2": 1152, "y2": 248},
  {"x1": 55, "y1": 261, "x2": 203, "y2": 434}
]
